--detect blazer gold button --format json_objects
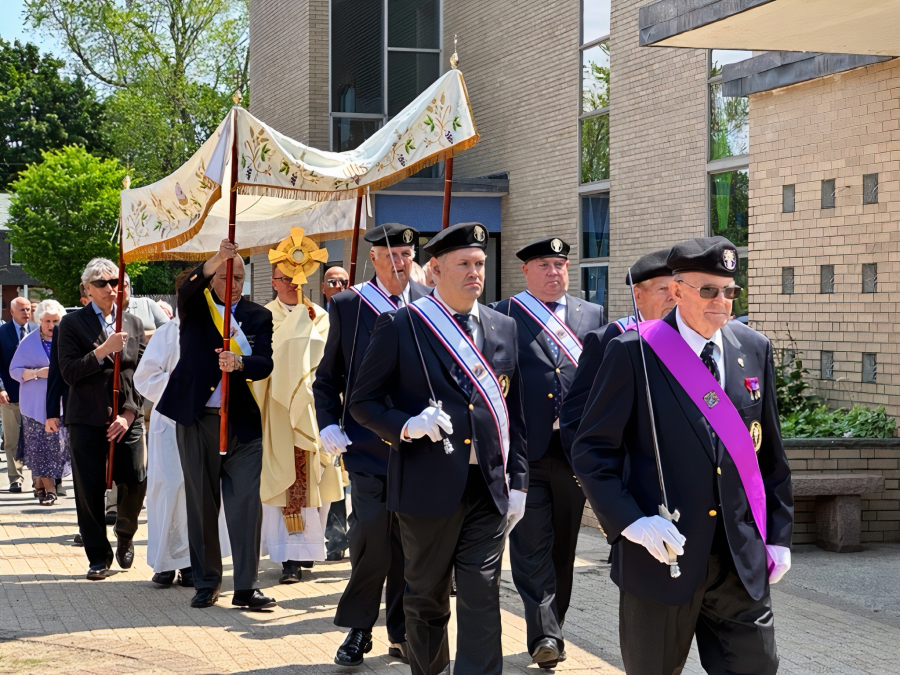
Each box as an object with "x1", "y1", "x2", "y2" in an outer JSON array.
[
  {"x1": 555, "y1": 368, "x2": 561, "y2": 374},
  {"x1": 548, "y1": 393, "x2": 554, "y2": 399},
  {"x1": 468, "y1": 404, "x2": 474, "y2": 410},
  {"x1": 210, "y1": 386, "x2": 216, "y2": 391},
  {"x1": 190, "y1": 274, "x2": 198, "y2": 281},
  {"x1": 709, "y1": 509, "x2": 717, "y2": 517},
  {"x1": 717, "y1": 467, "x2": 722, "y2": 474},
  {"x1": 464, "y1": 439, "x2": 471, "y2": 445}
]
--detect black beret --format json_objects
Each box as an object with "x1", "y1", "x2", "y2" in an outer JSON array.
[
  {"x1": 627, "y1": 248, "x2": 673, "y2": 285},
  {"x1": 667, "y1": 236, "x2": 738, "y2": 277},
  {"x1": 423, "y1": 222, "x2": 489, "y2": 257},
  {"x1": 364, "y1": 222, "x2": 418, "y2": 247},
  {"x1": 516, "y1": 237, "x2": 570, "y2": 262}
]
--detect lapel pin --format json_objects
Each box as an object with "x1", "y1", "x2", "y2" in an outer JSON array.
[
  {"x1": 738, "y1": 357, "x2": 745, "y2": 368},
  {"x1": 744, "y1": 377, "x2": 760, "y2": 401}
]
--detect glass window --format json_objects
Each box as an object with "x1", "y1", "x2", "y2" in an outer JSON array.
[
  {"x1": 821, "y1": 179, "x2": 835, "y2": 209},
  {"x1": 387, "y1": 51, "x2": 440, "y2": 117},
  {"x1": 388, "y1": 0, "x2": 439, "y2": 49},
  {"x1": 782, "y1": 184, "x2": 795, "y2": 213},
  {"x1": 333, "y1": 117, "x2": 383, "y2": 152},
  {"x1": 710, "y1": 49, "x2": 752, "y2": 77},
  {"x1": 821, "y1": 351, "x2": 834, "y2": 379},
  {"x1": 863, "y1": 263, "x2": 877, "y2": 293},
  {"x1": 781, "y1": 267, "x2": 794, "y2": 294},
  {"x1": 732, "y1": 255, "x2": 749, "y2": 318},
  {"x1": 582, "y1": 0, "x2": 611, "y2": 43},
  {"x1": 862, "y1": 353, "x2": 877, "y2": 383},
  {"x1": 332, "y1": 0, "x2": 384, "y2": 115},
  {"x1": 582, "y1": 42, "x2": 610, "y2": 114},
  {"x1": 820, "y1": 264, "x2": 834, "y2": 294},
  {"x1": 581, "y1": 114, "x2": 609, "y2": 183},
  {"x1": 709, "y1": 169, "x2": 748, "y2": 247},
  {"x1": 581, "y1": 265, "x2": 609, "y2": 313},
  {"x1": 709, "y1": 82, "x2": 748, "y2": 159},
  {"x1": 9, "y1": 243, "x2": 20, "y2": 265},
  {"x1": 581, "y1": 194, "x2": 609, "y2": 259},
  {"x1": 863, "y1": 173, "x2": 878, "y2": 205}
]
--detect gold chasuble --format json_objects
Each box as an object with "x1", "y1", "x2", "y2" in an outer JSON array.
[{"x1": 256, "y1": 297, "x2": 343, "y2": 532}]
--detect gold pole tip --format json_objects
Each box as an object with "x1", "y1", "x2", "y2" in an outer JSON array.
[
  {"x1": 450, "y1": 35, "x2": 459, "y2": 70},
  {"x1": 122, "y1": 175, "x2": 131, "y2": 189},
  {"x1": 232, "y1": 90, "x2": 243, "y2": 106}
]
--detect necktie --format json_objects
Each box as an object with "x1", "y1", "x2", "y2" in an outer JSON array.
[
  {"x1": 542, "y1": 302, "x2": 561, "y2": 363},
  {"x1": 451, "y1": 313, "x2": 474, "y2": 397},
  {"x1": 20, "y1": 324, "x2": 26, "y2": 341},
  {"x1": 389, "y1": 294, "x2": 401, "y2": 307},
  {"x1": 543, "y1": 302, "x2": 564, "y2": 414},
  {"x1": 700, "y1": 341, "x2": 721, "y2": 385}
]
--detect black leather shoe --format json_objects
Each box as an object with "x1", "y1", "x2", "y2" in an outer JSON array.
[
  {"x1": 86, "y1": 563, "x2": 109, "y2": 580},
  {"x1": 334, "y1": 629, "x2": 373, "y2": 667},
  {"x1": 73, "y1": 533, "x2": 83, "y2": 546},
  {"x1": 115, "y1": 539, "x2": 134, "y2": 569},
  {"x1": 388, "y1": 641, "x2": 409, "y2": 664},
  {"x1": 299, "y1": 560, "x2": 314, "y2": 569},
  {"x1": 152, "y1": 570, "x2": 177, "y2": 586},
  {"x1": 190, "y1": 588, "x2": 219, "y2": 608},
  {"x1": 179, "y1": 567, "x2": 194, "y2": 587},
  {"x1": 232, "y1": 589, "x2": 276, "y2": 610},
  {"x1": 532, "y1": 637, "x2": 561, "y2": 669},
  {"x1": 280, "y1": 562, "x2": 302, "y2": 584},
  {"x1": 8, "y1": 481, "x2": 22, "y2": 494},
  {"x1": 326, "y1": 550, "x2": 345, "y2": 561}
]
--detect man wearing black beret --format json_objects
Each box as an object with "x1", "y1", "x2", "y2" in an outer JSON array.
[
  {"x1": 493, "y1": 236, "x2": 604, "y2": 669},
  {"x1": 571, "y1": 236, "x2": 793, "y2": 674},
  {"x1": 313, "y1": 222, "x2": 430, "y2": 666},
  {"x1": 350, "y1": 222, "x2": 528, "y2": 675},
  {"x1": 559, "y1": 247, "x2": 675, "y2": 453}
]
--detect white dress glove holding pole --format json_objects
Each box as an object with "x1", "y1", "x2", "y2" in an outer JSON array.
[
  {"x1": 506, "y1": 489, "x2": 528, "y2": 534},
  {"x1": 320, "y1": 424, "x2": 352, "y2": 456},
  {"x1": 766, "y1": 545, "x2": 791, "y2": 584},
  {"x1": 621, "y1": 515, "x2": 686, "y2": 565},
  {"x1": 403, "y1": 405, "x2": 453, "y2": 442}
]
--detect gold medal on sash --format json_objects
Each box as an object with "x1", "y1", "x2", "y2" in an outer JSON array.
[
  {"x1": 750, "y1": 420, "x2": 762, "y2": 452},
  {"x1": 498, "y1": 374, "x2": 510, "y2": 397}
]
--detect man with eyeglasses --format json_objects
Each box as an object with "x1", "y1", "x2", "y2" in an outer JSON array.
[
  {"x1": 313, "y1": 222, "x2": 429, "y2": 667},
  {"x1": 321, "y1": 266, "x2": 350, "y2": 308},
  {"x1": 571, "y1": 237, "x2": 793, "y2": 675}
]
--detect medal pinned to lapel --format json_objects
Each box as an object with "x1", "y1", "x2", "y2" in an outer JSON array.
[
  {"x1": 744, "y1": 377, "x2": 761, "y2": 401},
  {"x1": 750, "y1": 420, "x2": 762, "y2": 452},
  {"x1": 499, "y1": 374, "x2": 510, "y2": 397}
]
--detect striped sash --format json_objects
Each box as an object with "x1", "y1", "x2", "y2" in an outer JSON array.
[
  {"x1": 511, "y1": 291, "x2": 582, "y2": 365},
  {"x1": 350, "y1": 281, "x2": 398, "y2": 315}
]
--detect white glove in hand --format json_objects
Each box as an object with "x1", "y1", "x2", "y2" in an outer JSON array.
[
  {"x1": 622, "y1": 515, "x2": 686, "y2": 565},
  {"x1": 404, "y1": 404, "x2": 453, "y2": 442},
  {"x1": 320, "y1": 424, "x2": 351, "y2": 456},
  {"x1": 766, "y1": 545, "x2": 791, "y2": 584},
  {"x1": 506, "y1": 489, "x2": 527, "y2": 533}
]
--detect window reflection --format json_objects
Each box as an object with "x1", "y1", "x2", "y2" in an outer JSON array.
[
  {"x1": 710, "y1": 49, "x2": 752, "y2": 77},
  {"x1": 709, "y1": 170, "x2": 749, "y2": 247},
  {"x1": 709, "y1": 82, "x2": 748, "y2": 159},
  {"x1": 582, "y1": 0, "x2": 611, "y2": 43},
  {"x1": 581, "y1": 114, "x2": 609, "y2": 183},
  {"x1": 581, "y1": 195, "x2": 609, "y2": 259},
  {"x1": 388, "y1": 0, "x2": 439, "y2": 49},
  {"x1": 388, "y1": 51, "x2": 440, "y2": 116},
  {"x1": 582, "y1": 42, "x2": 610, "y2": 114},
  {"x1": 581, "y1": 265, "x2": 609, "y2": 313},
  {"x1": 332, "y1": 0, "x2": 384, "y2": 115},
  {"x1": 333, "y1": 118, "x2": 383, "y2": 152}
]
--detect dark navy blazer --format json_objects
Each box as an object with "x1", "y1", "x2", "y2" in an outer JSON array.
[{"x1": 0, "y1": 320, "x2": 36, "y2": 403}]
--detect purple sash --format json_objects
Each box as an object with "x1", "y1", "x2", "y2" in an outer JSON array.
[{"x1": 629, "y1": 319, "x2": 773, "y2": 571}]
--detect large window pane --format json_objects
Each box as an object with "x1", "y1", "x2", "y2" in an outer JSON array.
[
  {"x1": 333, "y1": 117, "x2": 382, "y2": 152},
  {"x1": 709, "y1": 170, "x2": 749, "y2": 247},
  {"x1": 581, "y1": 194, "x2": 609, "y2": 259},
  {"x1": 582, "y1": 0, "x2": 611, "y2": 43},
  {"x1": 732, "y1": 254, "x2": 749, "y2": 318},
  {"x1": 332, "y1": 0, "x2": 383, "y2": 114},
  {"x1": 709, "y1": 82, "x2": 748, "y2": 159},
  {"x1": 582, "y1": 42, "x2": 610, "y2": 114},
  {"x1": 710, "y1": 49, "x2": 752, "y2": 77},
  {"x1": 582, "y1": 265, "x2": 609, "y2": 314},
  {"x1": 388, "y1": 51, "x2": 440, "y2": 117},
  {"x1": 581, "y1": 114, "x2": 609, "y2": 183},
  {"x1": 388, "y1": 0, "x2": 439, "y2": 49}
]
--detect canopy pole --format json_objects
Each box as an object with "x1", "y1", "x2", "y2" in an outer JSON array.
[
  {"x1": 107, "y1": 175, "x2": 130, "y2": 490},
  {"x1": 348, "y1": 195, "x2": 364, "y2": 286},
  {"x1": 219, "y1": 104, "x2": 240, "y2": 455},
  {"x1": 441, "y1": 157, "x2": 454, "y2": 230}
]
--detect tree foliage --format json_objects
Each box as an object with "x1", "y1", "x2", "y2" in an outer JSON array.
[
  {"x1": 6, "y1": 146, "x2": 126, "y2": 305},
  {"x1": 581, "y1": 47, "x2": 610, "y2": 183},
  {"x1": 0, "y1": 38, "x2": 108, "y2": 188}
]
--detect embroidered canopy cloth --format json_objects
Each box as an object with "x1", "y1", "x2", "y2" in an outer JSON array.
[{"x1": 120, "y1": 69, "x2": 478, "y2": 262}]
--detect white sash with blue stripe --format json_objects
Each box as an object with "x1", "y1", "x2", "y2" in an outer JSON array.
[
  {"x1": 614, "y1": 315, "x2": 636, "y2": 334},
  {"x1": 510, "y1": 291, "x2": 582, "y2": 366},
  {"x1": 408, "y1": 296, "x2": 509, "y2": 469},
  {"x1": 351, "y1": 281, "x2": 398, "y2": 315}
]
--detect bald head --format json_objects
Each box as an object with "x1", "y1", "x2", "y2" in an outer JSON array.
[
  {"x1": 322, "y1": 266, "x2": 349, "y2": 303},
  {"x1": 10, "y1": 297, "x2": 32, "y2": 326}
]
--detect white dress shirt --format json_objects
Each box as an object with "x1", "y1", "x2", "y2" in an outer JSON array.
[
  {"x1": 675, "y1": 306, "x2": 726, "y2": 389},
  {"x1": 376, "y1": 277, "x2": 410, "y2": 307},
  {"x1": 206, "y1": 300, "x2": 241, "y2": 408},
  {"x1": 549, "y1": 293, "x2": 567, "y2": 324}
]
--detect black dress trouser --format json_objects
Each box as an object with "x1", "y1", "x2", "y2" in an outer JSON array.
[
  {"x1": 334, "y1": 472, "x2": 406, "y2": 644},
  {"x1": 509, "y1": 435, "x2": 586, "y2": 653},
  {"x1": 68, "y1": 421, "x2": 147, "y2": 568},
  {"x1": 397, "y1": 465, "x2": 507, "y2": 675},
  {"x1": 325, "y1": 487, "x2": 349, "y2": 556}
]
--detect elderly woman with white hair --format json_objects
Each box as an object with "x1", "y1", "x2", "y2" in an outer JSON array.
[
  {"x1": 57, "y1": 257, "x2": 147, "y2": 580},
  {"x1": 9, "y1": 299, "x2": 70, "y2": 505}
]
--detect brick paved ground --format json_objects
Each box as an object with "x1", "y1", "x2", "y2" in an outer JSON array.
[{"x1": 2, "y1": 469, "x2": 899, "y2": 674}]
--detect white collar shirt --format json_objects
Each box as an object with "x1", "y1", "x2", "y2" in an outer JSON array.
[
  {"x1": 675, "y1": 306, "x2": 725, "y2": 389},
  {"x1": 376, "y1": 277, "x2": 410, "y2": 307}
]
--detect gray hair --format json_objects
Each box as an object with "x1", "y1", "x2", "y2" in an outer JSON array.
[
  {"x1": 81, "y1": 258, "x2": 119, "y2": 286},
  {"x1": 35, "y1": 299, "x2": 66, "y2": 322}
]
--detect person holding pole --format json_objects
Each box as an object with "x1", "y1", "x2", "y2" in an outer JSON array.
[
  {"x1": 571, "y1": 237, "x2": 793, "y2": 674},
  {"x1": 156, "y1": 239, "x2": 274, "y2": 610},
  {"x1": 313, "y1": 222, "x2": 429, "y2": 666},
  {"x1": 57, "y1": 258, "x2": 146, "y2": 580}
]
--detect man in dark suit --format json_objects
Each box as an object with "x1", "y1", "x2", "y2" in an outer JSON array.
[
  {"x1": 571, "y1": 237, "x2": 793, "y2": 675},
  {"x1": 350, "y1": 222, "x2": 529, "y2": 675},
  {"x1": 57, "y1": 259, "x2": 146, "y2": 579},
  {"x1": 313, "y1": 222, "x2": 429, "y2": 666},
  {"x1": 559, "y1": 248, "x2": 675, "y2": 454},
  {"x1": 493, "y1": 237, "x2": 604, "y2": 669},
  {"x1": 157, "y1": 238, "x2": 274, "y2": 610},
  {"x1": 0, "y1": 296, "x2": 36, "y2": 492}
]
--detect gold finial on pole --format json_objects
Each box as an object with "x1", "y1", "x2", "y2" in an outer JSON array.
[
  {"x1": 450, "y1": 34, "x2": 459, "y2": 70},
  {"x1": 232, "y1": 90, "x2": 243, "y2": 106},
  {"x1": 122, "y1": 175, "x2": 131, "y2": 190}
]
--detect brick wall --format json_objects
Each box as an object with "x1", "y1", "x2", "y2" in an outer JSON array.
[{"x1": 748, "y1": 59, "x2": 900, "y2": 419}]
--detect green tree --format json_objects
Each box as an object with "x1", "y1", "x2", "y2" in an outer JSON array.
[
  {"x1": 0, "y1": 38, "x2": 108, "y2": 188},
  {"x1": 581, "y1": 46, "x2": 610, "y2": 183},
  {"x1": 26, "y1": 0, "x2": 249, "y2": 182},
  {"x1": 7, "y1": 146, "x2": 127, "y2": 305}
]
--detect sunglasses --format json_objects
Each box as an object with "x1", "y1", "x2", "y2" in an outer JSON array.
[
  {"x1": 90, "y1": 278, "x2": 120, "y2": 289},
  {"x1": 678, "y1": 280, "x2": 742, "y2": 300},
  {"x1": 325, "y1": 279, "x2": 349, "y2": 288}
]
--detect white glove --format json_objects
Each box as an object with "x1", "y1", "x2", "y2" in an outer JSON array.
[
  {"x1": 621, "y1": 515, "x2": 686, "y2": 565},
  {"x1": 506, "y1": 489, "x2": 528, "y2": 533},
  {"x1": 766, "y1": 545, "x2": 791, "y2": 584},
  {"x1": 320, "y1": 424, "x2": 351, "y2": 456},
  {"x1": 403, "y1": 403, "x2": 453, "y2": 442}
]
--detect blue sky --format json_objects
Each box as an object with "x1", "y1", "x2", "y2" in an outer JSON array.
[{"x1": 2, "y1": 0, "x2": 65, "y2": 57}]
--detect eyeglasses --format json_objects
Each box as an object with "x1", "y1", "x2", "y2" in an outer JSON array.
[
  {"x1": 325, "y1": 279, "x2": 349, "y2": 288},
  {"x1": 272, "y1": 276, "x2": 294, "y2": 283},
  {"x1": 90, "y1": 278, "x2": 120, "y2": 289},
  {"x1": 678, "y1": 280, "x2": 742, "y2": 300}
]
